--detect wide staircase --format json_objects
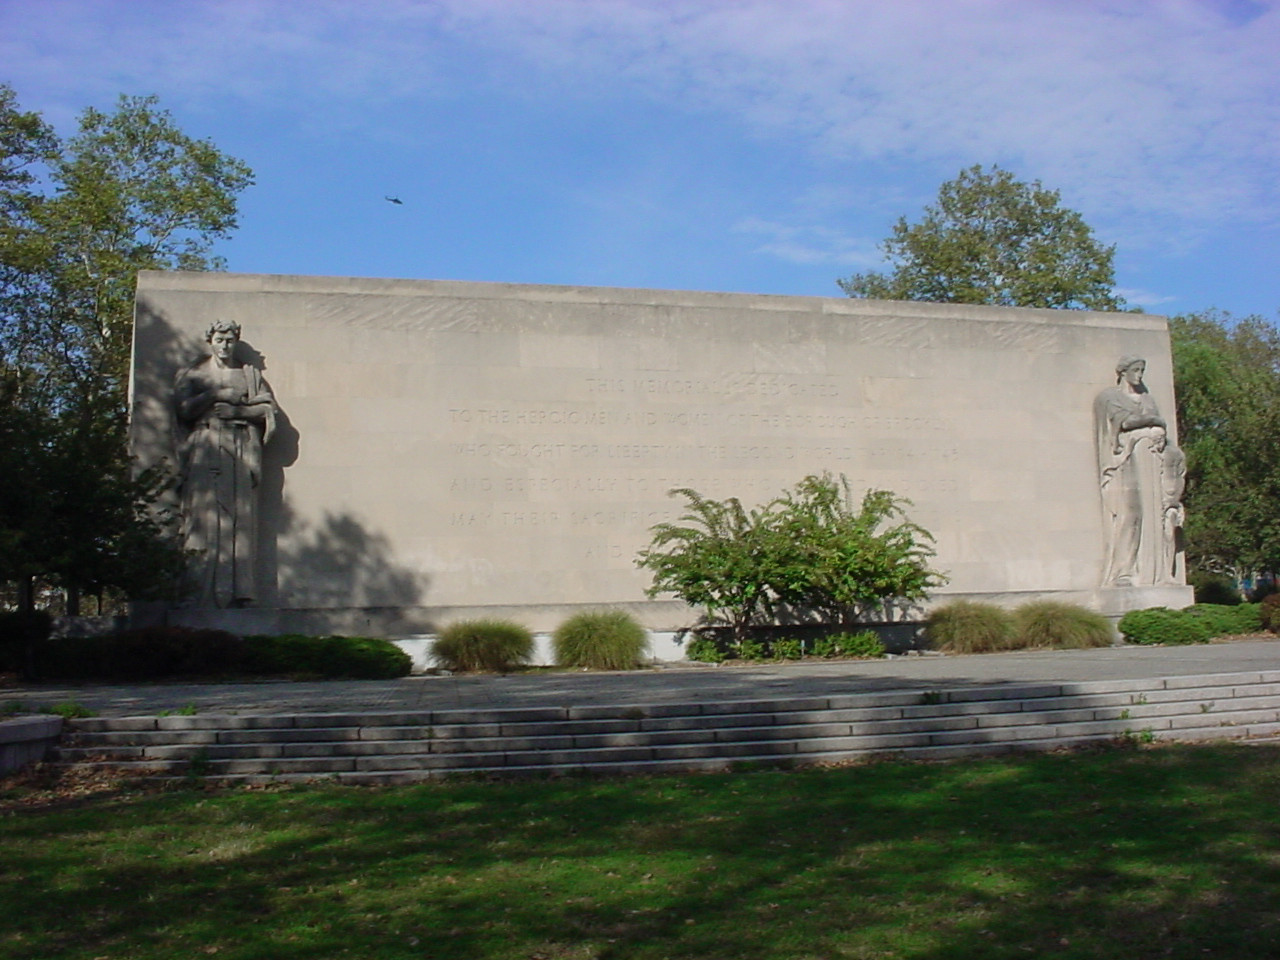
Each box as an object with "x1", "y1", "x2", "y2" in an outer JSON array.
[{"x1": 53, "y1": 670, "x2": 1280, "y2": 784}]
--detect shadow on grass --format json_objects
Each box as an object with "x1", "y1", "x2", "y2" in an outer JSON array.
[{"x1": 2, "y1": 743, "x2": 1279, "y2": 959}]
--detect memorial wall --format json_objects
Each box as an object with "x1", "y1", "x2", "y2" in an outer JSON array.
[{"x1": 130, "y1": 272, "x2": 1192, "y2": 636}]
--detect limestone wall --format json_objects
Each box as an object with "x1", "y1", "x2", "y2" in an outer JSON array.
[{"x1": 130, "y1": 272, "x2": 1191, "y2": 634}]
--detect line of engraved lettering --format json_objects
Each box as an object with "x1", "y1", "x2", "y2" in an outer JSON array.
[
  {"x1": 503, "y1": 477, "x2": 620, "y2": 493},
  {"x1": 631, "y1": 375, "x2": 838, "y2": 398},
  {"x1": 632, "y1": 476, "x2": 778, "y2": 496},
  {"x1": 663, "y1": 411, "x2": 714, "y2": 427},
  {"x1": 498, "y1": 511, "x2": 563, "y2": 526},
  {"x1": 865, "y1": 445, "x2": 962, "y2": 463},
  {"x1": 449, "y1": 512, "x2": 492, "y2": 527},
  {"x1": 448, "y1": 407, "x2": 658, "y2": 426},
  {"x1": 570, "y1": 509, "x2": 670, "y2": 526}
]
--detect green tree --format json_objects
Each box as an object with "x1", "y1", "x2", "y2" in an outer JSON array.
[
  {"x1": 839, "y1": 164, "x2": 1124, "y2": 310},
  {"x1": 1169, "y1": 310, "x2": 1280, "y2": 582},
  {"x1": 0, "y1": 85, "x2": 253, "y2": 615}
]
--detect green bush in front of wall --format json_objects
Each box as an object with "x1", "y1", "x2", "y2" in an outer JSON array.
[
  {"x1": 29, "y1": 628, "x2": 412, "y2": 680},
  {"x1": 552, "y1": 611, "x2": 650, "y2": 670},
  {"x1": 432, "y1": 619, "x2": 535, "y2": 672},
  {"x1": 1117, "y1": 607, "x2": 1213, "y2": 646},
  {"x1": 815, "y1": 630, "x2": 887, "y2": 659},
  {"x1": 770, "y1": 637, "x2": 805, "y2": 660},
  {"x1": 242, "y1": 634, "x2": 412, "y2": 679},
  {"x1": 683, "y1": 635, "x2": 727, "y2": 663}
]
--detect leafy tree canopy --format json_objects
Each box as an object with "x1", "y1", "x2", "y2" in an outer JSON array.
[
  {"x1": 839, "y1": 164, "x2": 1124, "y2": 311},
  {"x1": 0, "y1": 85, "x2": 253, "y2": 614},
  {"x1": 1, "y1": 86, "x2": 254, "y2": 415},
  {"x1": 1169, "y1": 310, "x2": 1280, "y2": 580}
]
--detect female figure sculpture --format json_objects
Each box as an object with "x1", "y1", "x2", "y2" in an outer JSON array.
[
  {"x1": 1094, "y1": 356, "x2": 1184, "y2": 586},
  {"x1": 173, "y1": 321, "x2": 277, "y2": 607}
]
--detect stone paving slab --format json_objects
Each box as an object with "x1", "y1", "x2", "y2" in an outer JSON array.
[{"x1": 3, "y1": 639, "x2": 1279, "y2": 718}]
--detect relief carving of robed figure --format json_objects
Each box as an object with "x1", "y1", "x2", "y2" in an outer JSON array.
[
  {"x1": 173, "y1": 321, "x2": 277, "y2": 607},
  {"x1": 1094, "y1": 356, "x2": 1185, "y2": 587}
]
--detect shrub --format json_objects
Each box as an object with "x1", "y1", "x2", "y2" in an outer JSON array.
[
  {"x1": 1013, "y1": 601, "x2": 1113, "y2": 649},
  {"x1": 30, "y1": 628, "x2": 412, "y2": 680},
  {"x1": 825, "y1": 630, "x2": 887, "y2": 658},
  {"x1": 1262, "y1": 594, "x2": 1280, "y2": 632},
  {"x1": 811, "y1": 634, "x2": 841, "y2": 658},
  {"x1": 1117, "y1": 607, "x2": 1213, "y2": 645},
  {"x1": 771, "y1": 637, "x2": 805, "y2": 660},
  {"x1": 637, "y1": 474, "x2": 945, "y2": 640},
  {"x1": 736, "y1": 638, "x2": 768, "y2": 661},
  {"x1": 1189, "y1": 572, "x2": 1242, "y2": 606},
  {"x1": 926, "y1": 601, "x2": 1017, "y2": 653},
  {"x1": 684, "y1": 635, "x2": 727, "y2": 663},
  {"x1": 552, "y1": 611, "x2": 650, "y2": 670},
  {"x1": 1233, "y1": 603, "x2": 1264, "y2": 633},
  {"x1": 1182, "y1": 603, "x2": 1262, "y2": 638},
  {"x1": 242, "y1": 635, "x2": 411, "y2": 679},
  {"x1": 36, "y1": 626, "x2": 245, "y2": 680},
  {"x1": 433, "y1": 619, "x2": 534, "y2": 672}
]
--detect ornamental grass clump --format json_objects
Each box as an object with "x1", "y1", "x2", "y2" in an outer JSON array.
[
  {"x1": 552, "y1": 611, "x2": 650, "y2": 670},
  {"x1": 433, "y1": 619, "x2": 535, "y2": 672},
  {"x1": 926, "y1": 601, "x2": 1017, "y2": 653},
  {"x1": 1013, "y1": 601, "x2": 1114, "y2": 649}
]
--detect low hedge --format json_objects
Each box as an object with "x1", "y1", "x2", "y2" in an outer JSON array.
[
  {"x1": 241, "y1": 634, "x2": 412, "y2": 679},
  {"x1": 1183, "y1": 603, "x2": 1262, "y2": 637},
  {"x1": 1117, "y1": 608, "x2": 1214, "y2": 646},
  {"x1": 26, "y1": 627, "x2": 411, "y2": 681}
]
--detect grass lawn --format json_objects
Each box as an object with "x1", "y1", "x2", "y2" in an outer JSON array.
[{"x1": 2, "y1": 742, "x2": 1279, "y2": 959}]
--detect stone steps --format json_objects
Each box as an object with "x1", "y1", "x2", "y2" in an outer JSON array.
[{"x1": 51, "y1": 670, "x2": 1280, "y2": 784}]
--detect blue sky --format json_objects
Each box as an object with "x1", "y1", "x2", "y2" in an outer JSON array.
[{"x1": 4, "y1": 0, "x2": 1279, "y2": 318}]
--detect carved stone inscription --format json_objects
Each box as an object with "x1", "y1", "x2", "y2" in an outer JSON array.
[{"x1": 130, "y1": 273, "x2": 1191, "y2": 624}]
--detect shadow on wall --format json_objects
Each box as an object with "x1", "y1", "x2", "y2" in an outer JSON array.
[
  {"x1": 274, "y1": 504, "x2": 431, "y2": 615},
  {"x1": 132, "y1": 299, "x2": 429, "y2": 628}
]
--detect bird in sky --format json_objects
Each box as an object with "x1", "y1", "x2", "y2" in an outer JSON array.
[{"x1": 384, "y1": 195, "x2": 403, "y2": 205}]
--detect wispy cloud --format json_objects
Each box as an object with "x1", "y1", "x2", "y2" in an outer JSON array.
[
  {"x1": 735, "y1": 217, "x2": 881, "y2": 268},
  {"x1": 4, "y1": 0, "x2": 1277, "y2": 247},
  {"x1": 1115, "y1": 287, "x2": 1179, "y2": 309}
]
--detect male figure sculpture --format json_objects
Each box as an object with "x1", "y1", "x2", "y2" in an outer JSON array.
[{"x1": 173, "y1": 321, "x2": 277, "y2": 607}]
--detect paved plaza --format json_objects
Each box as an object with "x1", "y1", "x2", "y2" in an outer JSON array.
[{"x1": 5, "y1": 639, "x2": 1279, "y2": 718}]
